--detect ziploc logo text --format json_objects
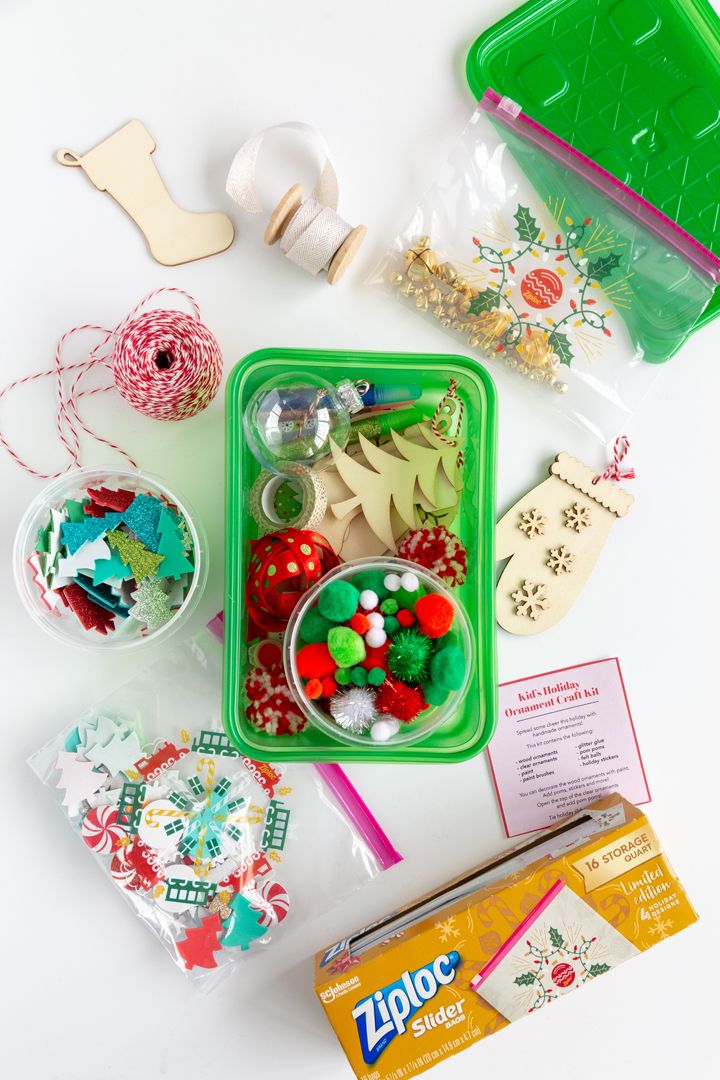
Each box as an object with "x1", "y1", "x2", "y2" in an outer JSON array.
[{"x1": 351, "y1": 951, "x2": 459, "y2": 1065}]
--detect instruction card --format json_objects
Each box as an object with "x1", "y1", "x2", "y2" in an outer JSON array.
[{"x1": 488, "y1": 658, "x2": 650, "y2": 837}]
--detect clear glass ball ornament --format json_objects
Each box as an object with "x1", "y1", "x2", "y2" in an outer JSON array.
[{"x1": 244, "y1": 373, "x2": 360, "y2": 474}]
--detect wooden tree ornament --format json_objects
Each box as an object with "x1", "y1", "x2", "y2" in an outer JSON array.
[
  {"x1": 57, "y1": 120, "x2": 234, "y2": 266},
  {"x1": 496, "y1": 452, "x2": 634, "y2": 635}
]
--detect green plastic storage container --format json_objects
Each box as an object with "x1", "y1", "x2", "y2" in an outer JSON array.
[
  {"x1": 466, "y1": 0, "x2": 720, "y2": 331},
  {"x1": 223, "y1": 349, "x2": 498, "y2": 763}
]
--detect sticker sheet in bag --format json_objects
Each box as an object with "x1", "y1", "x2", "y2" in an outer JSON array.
[{"x1": 28, "y1": 628, "x2": 400, "y2": 988}]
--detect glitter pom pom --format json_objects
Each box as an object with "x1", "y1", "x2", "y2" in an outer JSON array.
[{"x1": 329, "y1": 686, "x2": 377, "y2": 735}]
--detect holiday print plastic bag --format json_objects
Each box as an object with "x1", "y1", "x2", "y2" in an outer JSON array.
[
  {"x1": 470, "y1": 879, "x2": 638, "y2": 1020},
  {"x1": 28, "y1": 625, "x2": 401, "y2": 989},
  {"x1": 375, "y1": 89, "x2": 720, "y2": 444}
]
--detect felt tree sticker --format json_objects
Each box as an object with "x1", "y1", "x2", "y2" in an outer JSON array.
[
  {"x1": 156, "y1": 509, "x2": 194, "y2": 579},
  {"x1": 496, "y1": 451, "x2": 634, "y2": 635},
  {"x1": 176, "y1": 912, "x2": 224, "y2": 970},
  {"x1": 221, "y1": 891, "x2": 266, "y2": 950},
  {"x1": 107, "y1": 530, "x2": 163, "y2": 582},
  {"x1": 54, "y1": 750, "x2": 106, "y2": 808},
  {"x1": 330, "y1": 428, "x2": 462, "y2": 551}
]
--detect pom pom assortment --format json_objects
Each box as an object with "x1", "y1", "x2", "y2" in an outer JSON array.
[
  {"x1": 289, "y1": 562, "x2": 468, "y2": 741},
  {"x1": 24, "y1": 476, "x2": 199, "y2": 641},
  {"x1": 245, "y1": 664, "x2": 307, "y2": 735},
  {"x1": 397, "y1": 526, "x2": 468, "y2": 587}
]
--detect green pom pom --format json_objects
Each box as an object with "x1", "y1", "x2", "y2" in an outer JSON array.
[
  {"x1": 335, "y1": 667, "x2": 352, "y2": 686},
  {"x1": 318, "y1": 580, "x2": 360, "y2": 622},
  {"x1": 387, "y1": 628, "x2": 432, "y2": 684},
  {"x1": 383, "y1": 616, "x2": 400, "y2": 635},
  {"x1": 380, "y1": 598, "x2": 399, "y2": 615},
  {"x1": 299, "y1": 607, "x2": 333, "y2": 644},
  {"x1": 327, "y1": 626, "x2": 366, "y2": 667},
  {"x1": 352, "y1": 569, "x2": 389, "y2": 600},
  {"x1": 396, "y1": 583, "x2": 425, "y2": 608},
  {"x1": 430, "y1": 644, "x2": 465, "y2": 691},
  {"x1": 424, "y1": 682, "x2": 449, "y2": 707},
  {"x1": 351, "y1": 666, "x2": 368, "y2": 686},
  {"x1": 368, "y1": 667, "x2": 386, "y2": 687}
]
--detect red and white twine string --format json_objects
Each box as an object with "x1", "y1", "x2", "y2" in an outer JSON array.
[
  {"x1": 431, "y1": 378, "x2": 465, "y2": 466},
  {"x1": 593, "y1": 435, "x2": 635, "y2": 484},
  {"x1": 0, "y1": 287, "x2": 222, "y2": 480}
]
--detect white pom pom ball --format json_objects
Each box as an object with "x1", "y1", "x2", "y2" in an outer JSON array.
[
  {"x1": 359, "y1": 589, "x2": 379, "y2": 611},
  {"x1": 367, "y1": 611, "x2": 384, "y2": 629},
  {"x1": 399, "y1": 571, "x2": 419, "y2": 593},
  {"x1": 371, "y1": 718, "x2": 400, "y2": 742},
  {"x1": 365, "y1": 627, "x2": 387, "y2": 649},
  {"x1": 384, "y1": 573, "x2": 401, "y2": 592}
]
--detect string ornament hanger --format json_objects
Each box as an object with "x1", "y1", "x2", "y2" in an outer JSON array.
[
  {"x1": 0, "y1": 288, "x2": 223, "y2": 480},
  {"x1": 226, "y1": 122, "x2": 366, "y2": 284}
]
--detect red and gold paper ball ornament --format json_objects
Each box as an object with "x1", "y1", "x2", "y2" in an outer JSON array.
[{"x1": 246, "y1": 528, "x2": 340, "y2": 632}]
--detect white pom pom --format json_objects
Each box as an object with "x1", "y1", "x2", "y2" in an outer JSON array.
[
  {"x1": 359, "y1": 589, "x2": 379, "y2": 611},
  {"x1": 367, "y1": 611, "x2": 384, "y2": 628},
  {"x1": 384, "y1": 573, "x2": 401, "y2": 592},
  {"x1": 371, "y1": 718, "x2": 400, "y2": 742},
  {"x1": 399, "y1": 571, "x2": 419, "y2": 593},
  {"x1": 365, "y1": 627, "x2": 387, "y2": 648}
]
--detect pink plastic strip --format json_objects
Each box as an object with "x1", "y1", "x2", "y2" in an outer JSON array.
[
  {"x1": 480, "y1": 88, "x2": 720, "y2": 285},
  {"x1": 470, "y1": 879, "x2": 565, "y2": 991},
  {"x1": 207, "y1": 613, "x2": 402, "y2": 872}
]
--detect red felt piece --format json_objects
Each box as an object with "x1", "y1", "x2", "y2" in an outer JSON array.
[
  {"x1": 296, "y1": 642, "x2": 335, "y2": 679},
  {"x1": 176, "y1": 913, "x2": 224, "y2": 970},
  {"x1": 414, "y1": 593, "x2": 454, "y2": 639},
  {"x1": 86, "y1": 486, "x2": 137, "y2": 512},
  {"x1": 58, "y1": 583, "x2": 115, "y2": 635}
]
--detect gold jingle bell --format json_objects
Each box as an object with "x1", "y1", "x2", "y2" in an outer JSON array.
[
  {"x1": 516, "y1": 329, "x2": 559, "y2": 379},
  {"x1": 470, "y1": 308, "x2": 513, "y2": 350},
  {"x1": 405, "y1": 237, "x2": 438, "y2": 282}
]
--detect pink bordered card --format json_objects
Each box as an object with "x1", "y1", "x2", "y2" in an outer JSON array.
[{"x1": 488, "y1": 658, "x2": 650, "y2": 837}]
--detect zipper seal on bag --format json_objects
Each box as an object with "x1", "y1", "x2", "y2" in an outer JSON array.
[
  {"x1": 315, "y1": 763, "x2": 402, "y2": 871},
  {"x1": 480, "y1": 88, "x2": 720, "y2": 285}
]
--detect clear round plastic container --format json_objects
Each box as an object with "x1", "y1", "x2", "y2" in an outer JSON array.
[
  {"x1": 283, "y1": 557, "x2": 474, "y2": 748},
  {"x1": 13, "y1": 465, "x2": 207, "y2": 650}
]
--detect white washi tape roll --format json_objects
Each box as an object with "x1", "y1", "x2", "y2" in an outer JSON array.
[{"x1": 250, "y1": 469, "x2": 327, "y2": 534}]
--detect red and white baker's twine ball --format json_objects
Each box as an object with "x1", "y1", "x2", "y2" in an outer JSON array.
[{"x1": 0, "y1": 288, "x2": 223, "y2": 479}]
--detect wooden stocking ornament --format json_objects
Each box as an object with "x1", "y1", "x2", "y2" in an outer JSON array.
[
  {"x1": 57, "y1": 120, "x2": 234, "y2": 266},
  {"x1": 496, "y1": 451, "x2": 634, "y2": 635}
]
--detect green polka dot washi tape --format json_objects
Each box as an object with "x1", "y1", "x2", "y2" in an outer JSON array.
[{"x1": 250, "y1": 469, "x2": 327, "y2": 534}]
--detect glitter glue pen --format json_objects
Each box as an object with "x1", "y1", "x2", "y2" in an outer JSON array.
[
  {"x1": 356, "y1": 382, "x2": 422, "y2": 409},
  {"x1": 348, "y1": 407, "x2": 426, "y2": 444}
]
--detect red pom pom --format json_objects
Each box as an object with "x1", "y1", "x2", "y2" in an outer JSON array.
[
  {"x1": 396, "y1": 609, "x2": 415, "y2": 628},
  {"x1": 350, "y1": 612, "x2": 370, "y2": 635},
  {"x1": 321, "y1": 676, "x2": 337, "y2": 698},
  {"x1": 414, "y1": 593, "x2": 454, "y2": 638},
  {"x1": 375, "y1": 679, "x2": 427, "y2": 722},
  {"x1": 296, "y1": 642, "x2": 335, "y2": 679},
  {"x1": 305, "y1": 678, "x2": 323, "y2": 700},
  {"x1": 360, "y1": 641, "x2": 390, "y2": 673}
]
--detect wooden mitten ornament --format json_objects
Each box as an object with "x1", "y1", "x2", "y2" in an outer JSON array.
[
  {"x1": 57, "y1": 120, "x2": 234, "y2": 266},
  {"x1": 496, "y1": 447, "x2": 634, "y2": 635}
]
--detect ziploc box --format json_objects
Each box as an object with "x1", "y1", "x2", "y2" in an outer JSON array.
[{"x1": 314, "y1": 793, "x2": 697, "y2": 1079}]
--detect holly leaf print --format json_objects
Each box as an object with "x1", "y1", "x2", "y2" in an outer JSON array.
[
  {"x1": 514, "y1": 971, "x2": 538, "y2": 987},
  {"x1": 468, "y1": 288, "x2": 500, "y2": 316},
  {"x1": 548, "y1": 330, "x2": 574, "y2": 366},
  {"x1": 548, "y1": 926, "x2": 565, "y2": 949},
  {"x1": 514, "y1": 204, "x2": 541, "y2": 243},
  {"x1": 587, "y1": 252, "x2": 621, "y2": 282},
  {"x1": 587, "y1": 962, "x2": 611, "y2": 977}
]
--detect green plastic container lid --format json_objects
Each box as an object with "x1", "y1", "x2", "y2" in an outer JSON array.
[{"x1": 466, "y1": 0, "x2": 720, "y2": 330}]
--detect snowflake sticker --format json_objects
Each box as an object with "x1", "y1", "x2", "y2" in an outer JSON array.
[
  {"x1": 564, "y1": 502, "x2": 592, "y2": 532},
  {"x1": 547, "y1": 545, "x2": 575, "y2": 575},
  {"x1": 518, "y1": 508, "x2": 547, "y2": 538},
  {"x1": 512, "y1": 581, "x2": 550, "y2": 620}
]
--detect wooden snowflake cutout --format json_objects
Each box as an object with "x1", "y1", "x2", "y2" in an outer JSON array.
[
  {"x1": 564, "y1": 502, "x2": 592, "y2": 533},
  {"x1": 547, "y1": 545, "x2": 575, "y2": 575},
  {"x1": 512, "y1": 580, "x2": 549, "y2": 620},
  {"x1": 518, "y1": 508, "x2": 547, "y2": 538}
]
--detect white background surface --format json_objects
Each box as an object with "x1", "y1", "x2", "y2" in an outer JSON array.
[{"x1": 2, "y1": 1, "x2": 718, "y2": 1077}]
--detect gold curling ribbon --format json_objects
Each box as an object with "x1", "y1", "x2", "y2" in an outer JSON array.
[{"x1": 571, "y1": 824, "x2": 662, "y2": 892}]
